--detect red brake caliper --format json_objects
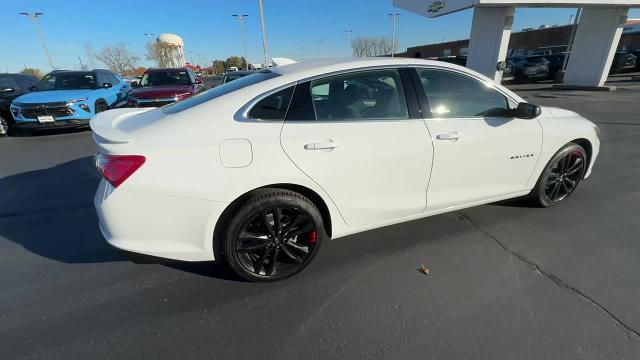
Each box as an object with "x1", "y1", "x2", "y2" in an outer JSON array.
[{"x1": 307, "y1": 231, "x2": 317, "y2": 244}]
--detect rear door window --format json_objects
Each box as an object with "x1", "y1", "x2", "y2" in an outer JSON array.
[{"x1": 309, "y1": 69, "x2": 409, "y2": 121}]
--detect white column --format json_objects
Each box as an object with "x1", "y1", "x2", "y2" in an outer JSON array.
[
  {"x1": 563, "y1": 7, "x2": 629, "y2": 88},
  {"x1": 466, "y1": 7, "x2": 514, "y2": 82}
]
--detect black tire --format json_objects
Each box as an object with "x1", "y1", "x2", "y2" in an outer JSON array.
[
  {"x1": 95, "y1": 101, "x2": 108, "y2": 114},
  {"x1": 223, "y1": 189, "x2": 326, "y2": 282},
  {"x1": 529, "y1": 143, "x2": 587, "y2": 207},
  {"x1": 0, "y1": 114, "x2": 12, "y2": 137}
]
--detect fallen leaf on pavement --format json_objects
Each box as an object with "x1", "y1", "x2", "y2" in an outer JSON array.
[{"x1": 417, "y1": 264, "x2": 431, "y2": 275}]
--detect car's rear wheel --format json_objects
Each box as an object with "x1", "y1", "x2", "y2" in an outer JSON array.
[
  {"x1": 223, "y1": 189, "x2": 325, "y2": 282},
  {"x1": 530, "y1": 143, "x2": 587, "y2": 207}
]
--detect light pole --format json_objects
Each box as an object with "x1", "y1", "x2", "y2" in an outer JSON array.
[
  {"x1": 345, "y1": 30, "x2": 353, "y2": 55},
  {"x1": 232, "y1": 14, "x2": 249, "y2": 69},
  {"x1": 316, "y1": 40, "x2": 324, "y2": 59},
  {"x1": 388, "y1": 13, "x2": 400, "y2": 57},
  {"x1": 257, "y1": 0, "x2": 269, "y2": 67},
  {"x1": 19, "y1": 12, "x2": 54, "y2": 70}
]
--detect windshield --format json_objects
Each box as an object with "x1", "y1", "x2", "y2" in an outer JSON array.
[
  {"x1": 0, "y1": 76, "x2": 18, "y2": 90},
  {"x1": 140, "y1": 70, "x2": 192, "y2": 87},
  {"x1": 36, "y1": 72, "x2": 97, "y2": 91},
  {"x1": 164, "y1": 70, "x2": 280, "y2": 114}
]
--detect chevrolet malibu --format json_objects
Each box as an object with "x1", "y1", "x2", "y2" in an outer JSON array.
[{"x1": 91, "y1": 58, "x2": 600, "y2": 282}]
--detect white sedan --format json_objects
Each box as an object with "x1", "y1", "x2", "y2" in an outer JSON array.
[{"x1": 91, "y1": 58, "x2": 600, "y2": 281}]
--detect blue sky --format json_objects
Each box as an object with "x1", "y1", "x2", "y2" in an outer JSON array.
[{"x1": 1, "y1": 0, "x2": 638, "y2": 72}]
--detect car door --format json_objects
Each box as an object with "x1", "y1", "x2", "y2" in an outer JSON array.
[
  {"x1": 414, "y1": 67, "x2": 542, "y2": 210},
  {"x1": 109, "y1": 73, "x2": 129, "y2": 106},
  {"x1": 279, "y1": 68, "x2": 434, "y2": 227}
]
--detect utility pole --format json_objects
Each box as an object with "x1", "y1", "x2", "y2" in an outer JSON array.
[
  {"x1": 19, "y1": 12, "x2": 54, "y2": 70},
  {"x1": 388, "y1": 13, "x2": 400, "y2": 57},
  {"x1": 345, "y1": 30, "x2": 353, "y2": 55},
  {"x1": 258, "y1": 0, "x2": 269, "y2": 67},
  {"x1": 232, "y1": 14, "x2": 250, "y2": 69}
]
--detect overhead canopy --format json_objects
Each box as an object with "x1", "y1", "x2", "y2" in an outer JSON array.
[{"x1": 394, "y1": 0, "x2": 640, "y2": 18}]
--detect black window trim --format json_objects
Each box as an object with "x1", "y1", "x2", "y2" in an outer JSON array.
[{"x1": 410, "y1": 66, "x2": 519, "y2": 119}]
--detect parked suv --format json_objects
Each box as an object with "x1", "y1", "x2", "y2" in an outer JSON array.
[
  {"x1": 609, "y1": 52, "x2": 637, "y2": 73},
  {"x1": 509, "y1": 55, "x2": 550, "y2": 83},
  {"x1": 0, "y1": 73, "x2": 38, "y2": 136},
  {"x1": 128, "y1": 68, "x2": 205, "y2": 107},
  {"x1": 10, "y1": 69, "x2": 130, "y2": 130}
]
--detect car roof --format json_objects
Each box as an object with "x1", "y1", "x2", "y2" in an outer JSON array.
[
  {"x1": 270, "y1": 57, "x2": 467, "y2": 79},
  {"x1": 146, "y1": 68, "x2": 189, "y2": 72},
  {"x1": 225, "y1": 71, "x2": 254, "y2": 75}
]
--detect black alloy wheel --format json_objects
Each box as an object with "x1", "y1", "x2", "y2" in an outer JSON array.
[
  {"x1": 530, "y1": 143, "x2": 587, "y2": 207},
  {"x1": 224, "y1": 189, "x2": 324, "y2": 282},
  {"x1": 544, "y1": 150, "x2": 585, "y2": 202}
]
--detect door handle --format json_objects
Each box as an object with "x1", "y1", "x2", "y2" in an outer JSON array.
[
  {"x1": 436, "y1": 132, "x2": 463, "y2": 141},
  {"x1": 304, "y1": 141, "x2": 339, "y2": 150}
]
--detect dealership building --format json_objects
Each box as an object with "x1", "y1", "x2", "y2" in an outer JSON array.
[{"x1": 400, "y1": 19, "x2": 640, "y2": 59}]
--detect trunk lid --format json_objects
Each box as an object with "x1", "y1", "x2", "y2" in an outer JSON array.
[{"x1": 90, "y1": 107, "x2": 164, "y2": 145}]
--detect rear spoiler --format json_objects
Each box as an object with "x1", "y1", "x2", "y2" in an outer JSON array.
[
  {"x1": 90, "y1": 108, "x2": 150, "y2": 144},
  {"x1": 271, "y1": 57, "x2": 298, "y2": 67}
]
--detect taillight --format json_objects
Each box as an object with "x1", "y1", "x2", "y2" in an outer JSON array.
[{"x1": 94, "y1": 154, "x2": 145, "y2": 188}]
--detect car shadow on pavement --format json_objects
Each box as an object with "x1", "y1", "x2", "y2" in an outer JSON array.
[
  {"x1": 0, "y1": 156, "x2": 123, "y2": 263},
  {"x1": 9, "y1": 126, "x2": 91, "y2": 137},
  {"x1": 0, "y1": 156, "x2": 244, "y2": 280}
]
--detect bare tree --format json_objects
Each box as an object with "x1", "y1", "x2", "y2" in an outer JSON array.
[
  {"x1": 95, "y1": 44, "x2": 138, "y2": 73},
  {"x1": 351, "y1": 36, "x2": 394, "y2": 57}
]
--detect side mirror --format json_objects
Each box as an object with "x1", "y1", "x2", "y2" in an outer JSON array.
[
  {"x1": 514, "y1": 102, "x2": 541, "y2": 119},
  {"x1": 0, "y1": 87, "x2": 15, "y2": 94},
  {"x1": 28, "y1": 85, "x2": 37, "y2": 92},
  {"x1": 130, "y1": 81, "x2": 139, "y2": 88},
  {"x1": 103, "y1": 82, "x2": 112, "y2": 88}
]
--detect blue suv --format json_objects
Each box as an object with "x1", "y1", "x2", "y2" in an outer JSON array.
[{"x1": 10, "y1": 69, "x2": 131, "y2": 130}]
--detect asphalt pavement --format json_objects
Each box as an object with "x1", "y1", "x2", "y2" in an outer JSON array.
[{"x1": 1, "y1": 83, "x2": 639, "y2": 359}]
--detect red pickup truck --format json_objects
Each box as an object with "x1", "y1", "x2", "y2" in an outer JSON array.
[{"x1": 128, "y1": 68, "x2": 205, "y2": 107}]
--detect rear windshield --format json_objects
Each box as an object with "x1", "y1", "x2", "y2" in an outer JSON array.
[{"x1": 163, "y1": 70, "x2": 280, "y2": 114}]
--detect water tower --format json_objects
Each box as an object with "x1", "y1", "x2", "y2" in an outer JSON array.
[{"x1": 156, "y1": 33, "x2": 186, "y2": 68}]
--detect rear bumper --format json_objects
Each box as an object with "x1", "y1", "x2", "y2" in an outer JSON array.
[{"x1": 94, "y1": 180, "x2": 227, "y2": 262}]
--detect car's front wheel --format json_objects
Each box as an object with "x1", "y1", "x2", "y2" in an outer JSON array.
[
  {"x1": 95, "y1": 101, "x2": 108, "y2": 114},
  {"x1": 0, "y1": 115, "x2": 10, "y2": 137},
  {"x1": 223, "y1": 189, "x2": 325, "y2": 282},
  {"x1": 530, "y1": 143, "x2": 588, "y2": 207}
]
